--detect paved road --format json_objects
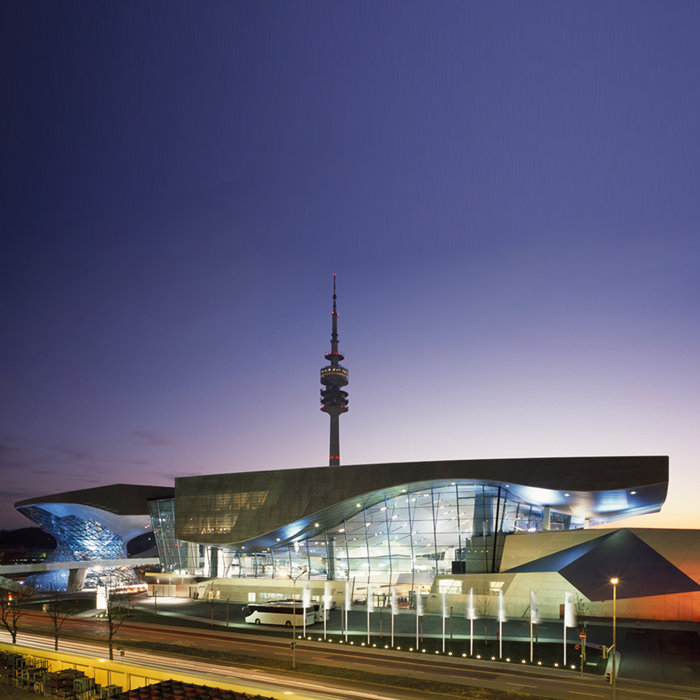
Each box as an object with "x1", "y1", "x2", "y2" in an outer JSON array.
[
  {"x1": 143, "y1": 596, "x2": 700, "y2": 685},
  {"x1": 7, "y1": 609, "x2": 700, "y2": 700}
]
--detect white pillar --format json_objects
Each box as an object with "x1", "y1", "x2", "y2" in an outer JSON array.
[{"x1": 543, "y1": 506, "x2": 551, "y2": 531}]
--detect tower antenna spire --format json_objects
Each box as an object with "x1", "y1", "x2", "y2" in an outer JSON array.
[{"x1": 320, "y1": 275, "x2": 349, "y2": 466}]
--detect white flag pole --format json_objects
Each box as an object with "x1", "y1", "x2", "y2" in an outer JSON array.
[
  {"x1": 441, "y1": 591, "x2": 447, "y2": 653},
  {"x1": 344, "y1": 580, "x2": 351, "y2": 642},
  {"x1": 498, "y1": 589, "x2": 506, "y2": 659},
  {"x1": 323, "y1": 581, "x2": 330, "y2": 640},
  {"x1": 390, "y1": 586, "x2": 397, "y2": 647},
  {"x1": 366, "y1": 584, "x2": 373, "y2": 645},
  {"x1": 302, "y1": 585, "x2": 310, "y2": 638},
  {"x1": 415, "y1": 587, "x2": 422, "y2": 649},
  {"x1": 530, "y1": 590, "x2": 539, "y2": 663},
  {"x1": 467, "y1": 587, "x2": 475, "y2": 656},
  {"x1": 564, "y1": 592, "x2": 577, "y2": 667}
]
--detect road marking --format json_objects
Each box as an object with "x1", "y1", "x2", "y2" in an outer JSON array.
[{"x1": 569, "y1": 692, "x2": 602, "y2": 697}]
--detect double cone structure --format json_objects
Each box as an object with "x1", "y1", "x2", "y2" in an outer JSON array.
[{"x1": 320, "y1": 274, "x2": 348, "y2": 465}]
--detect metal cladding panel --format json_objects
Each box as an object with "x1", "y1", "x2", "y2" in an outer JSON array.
[{"x1": 174, "y1": 455, "x2": 668, "y2": 546}]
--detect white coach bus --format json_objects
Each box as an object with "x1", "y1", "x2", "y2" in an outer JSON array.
[{"x1": 243, "y1": 602, "x2": 315, "y2": 627}]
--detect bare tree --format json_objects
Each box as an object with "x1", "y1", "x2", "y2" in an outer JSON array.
[
  {"x1": 104, "y1": 590, "x2": 134, "y2": 660},
  {"x1": 44, "y1": 587, "x2": 76, "y2": 651},
  {"x1": 0, "y1": 580, "x2": 34, "y2": 644},
  {"x1": 475, "y1": 594, "x2": 493, "y2": 646},
  {"x1": 574, "y1": 593, "x2": 589, "y2": 623},
  {"x1": 205, "y1": 587, "x2": 218, "y2": 627}
]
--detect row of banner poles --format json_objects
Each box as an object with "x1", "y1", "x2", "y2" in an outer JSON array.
[{"x1": 302, "y1": 580, "x2": 576, "y2": 663}]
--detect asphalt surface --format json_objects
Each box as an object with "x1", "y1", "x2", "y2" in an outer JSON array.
[
  {"x1": 141, "y1": 595, "x2": 700, "y2": 686},
  {"x1": 6, "y1": 595, "x2": 700, "y2": 699}
]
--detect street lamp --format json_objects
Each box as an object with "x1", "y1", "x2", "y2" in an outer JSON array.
[
  {"x1": 610, "y1": 577, "x2": 619, "y2": 700},
  {"x1": 288, "y1": 569, "x2": 307, "y2": 670}
]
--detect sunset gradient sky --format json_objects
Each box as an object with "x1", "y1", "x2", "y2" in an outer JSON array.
[{"x1": 2, "y1": 2, "x2": 699, "y2": 530}]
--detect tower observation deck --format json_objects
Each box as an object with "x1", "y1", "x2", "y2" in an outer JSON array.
[{"x1": 320, "y1": 274, "x2": 348, "y2": 466}]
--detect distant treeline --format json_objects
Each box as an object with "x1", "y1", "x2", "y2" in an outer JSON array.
[{"x1": 0, "y1": 527, "x2": 56, "y2": 549}]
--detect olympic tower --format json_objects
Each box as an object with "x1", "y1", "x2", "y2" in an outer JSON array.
[{"x1": 320, "y1": 274, "x2": 349, "y2": 466}]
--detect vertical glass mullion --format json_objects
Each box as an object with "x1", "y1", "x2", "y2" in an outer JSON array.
[
  {"x1": 455, "y1": 483, "x2": 462, "y2": 560},
  {"x1": 430, "y1": 486, "x2": 439, "y2": 570}
]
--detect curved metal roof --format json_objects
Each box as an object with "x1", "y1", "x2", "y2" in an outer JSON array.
[
  {"x1": 15, "y1": 483, "x2": 174, "y2": 515},
  {"x1": 174, "y1": 456, "x2": 668, "y2": 549}
]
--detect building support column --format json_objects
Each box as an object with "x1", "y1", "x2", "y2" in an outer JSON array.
[
  {"x1": 543, "y1": 506, "x2": 551, "y2": 531},
  {"x1": 67, "y1": 568, "x2": 87, "y2": 592}
]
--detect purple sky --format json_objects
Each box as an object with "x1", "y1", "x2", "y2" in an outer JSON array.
[{"x1": 2, "y1": 2, "x2": 699, "y2": 531}]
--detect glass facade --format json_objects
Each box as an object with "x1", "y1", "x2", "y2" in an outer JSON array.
[
  {"x1": 18, "y1": 505, "x2": 128, "y2": 561},
  {"x1": 149, "y1": 498, "x2": 200, "y2": 574},
  {"x1": 17, "y1": 504, "x2": 140, "y2": 590},
  {"x1": 157, "y1": 481, "x2": 587, "y2": 582}
]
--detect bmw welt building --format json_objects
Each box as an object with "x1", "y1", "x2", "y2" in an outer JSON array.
[{"x1": 15, "y1": 455, "x2": 700, "y2": 621}]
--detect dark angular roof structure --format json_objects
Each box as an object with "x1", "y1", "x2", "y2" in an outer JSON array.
[{"x1": 507, "y1": 529, "x2": 700, "y2": 600}]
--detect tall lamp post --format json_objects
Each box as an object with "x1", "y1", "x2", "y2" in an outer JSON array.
[
  {"x1": 610, "y1": 577, "x2": 619, "y2": 700},
  {"x1": 288, "y1": 569, "x2": 307, "y2": 670}
]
